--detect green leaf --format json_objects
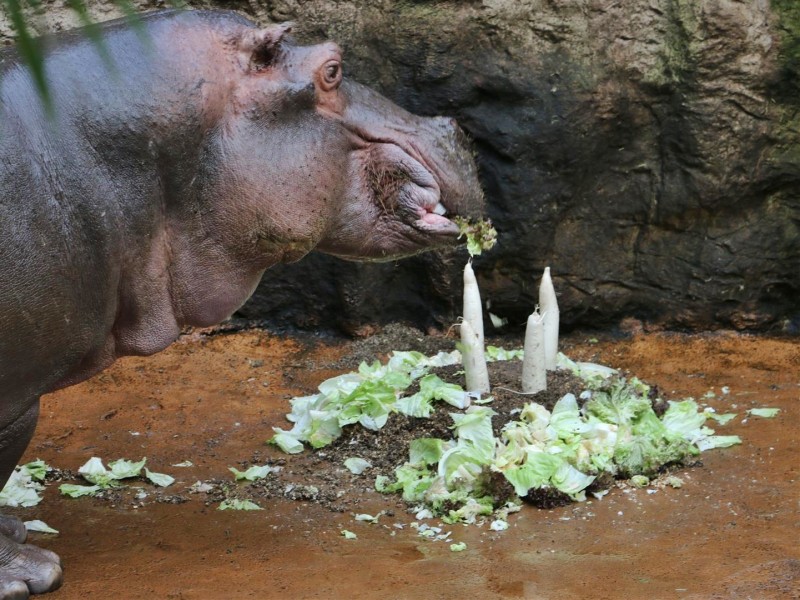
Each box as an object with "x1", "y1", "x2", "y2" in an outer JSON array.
[
  {"x1": 485, "y1": 346, "x2": 524, "y2": 362},
  {"x1": 747, "y1": 408, "x2": 780, "y2": 418},
  {"x1": 704, "y1": 411, "x2": 737, "y2": 425},
  {"x1": 442, "y1": 496, "x2": 494, "y2": 524},
  {"x1": 380, "y1": 463, "x2": 435, "y2": 502},
  {"x1": 696, "y1": 435, "x2": 741, "y2": 451},
  {"x1": 662, "y1": 400, "x2": 707, "y2": 438},
  {"x1": 454, "y1": 217, "x2": 497, "y2": 256},
  {"x1": 3, "y1": 0, "x2": 51, "y2": 114},
  {"x1": 343, "y1": 458, "x2": 372, "y2": 474},
  {"x1": 450, "y1": 407, "x2": 497, "y2": 458},
  {"x1": 108, "y1": 457, "x2": 146, "y2": 480},
  {"x1": 20, "y1": 459, "x2": 51, "y2": 482},
  {"x1": 395, "y1": 392, "x2": 435, "y2": 418},
  {"x1": 144, "y1": 468, "x2": 175, "y2": 487},
  {"x1": 270, "y1": 430, "x2": 305, "y2": 454},
  {"x1": 24, "y1": 520, "x2": 59, "y2": 534},
  {"x1": 502, "y1": 452, "x2": 562, "y2": 496},
  {"x1": 0, "y1": 467, "x2": 45, "y2": 507},
  {"x1": 218, "y1": 499, "x2": 262, "y2": 511},
  {"x1": 409, "y1": 439, "x2": 448, "y2": 466},
  {"x1": 584, "y1": 380, "x2": 651, "y2": 426},
  {"x1": 229, "y1": 464, "x2": 277, "y2": 481},
  {"x1": 550, "y1": 463, "x2": 595, "y2": 498},
  {"x1": 59, "y1": 483, "x2": 101, "y2": 498},
  {"x1": 77, "y1": 457, "x2": 115, "y2": 487}
]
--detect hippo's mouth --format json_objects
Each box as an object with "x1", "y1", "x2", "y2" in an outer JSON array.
[{"x1": 363, "y1": 141, "x2": 461, "y2": 237}]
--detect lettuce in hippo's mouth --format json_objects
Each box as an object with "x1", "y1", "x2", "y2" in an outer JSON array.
[{"x1": 454, "y1": 217, "x2": 497, "y2": 256}]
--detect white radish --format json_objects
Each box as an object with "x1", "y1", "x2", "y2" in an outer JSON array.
[
  {"x1": 521, "y1": 310, "x2": 546, "y2": 394},
  {"x1": 460, "y1": 319, "x2": 490, "y2": 394},
  {"x1": 462, "y1": 261, "x2": 484, "y2": 347},
  {"x1": 538, "y1": 267, "x2": 560, "y2": 370}
]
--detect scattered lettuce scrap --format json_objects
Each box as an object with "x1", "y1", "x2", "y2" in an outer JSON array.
[
  {"x1": 747, "y1": 408, "x2": 780, "y2": 418},
  {"x1": 59, "y1": 484, "x2": 102, "y2": 498},
  {"x1": 24, "y1": 520, "x2": 59, "y2": 534},
  {"x1": 485, "y1": 346, "x2": 524, "y2": 362},
  {"x1": 218, "y1": 499, "x2": 262, "y2": 511},
  {"x1": 229, "y1": 464, "x2": 280, "y2": 481},
  {"x1": 454, "y1": 217, "x2": 497, "y2": 256},
  {"x1": 344, "y1": 458, "x2": 372, "y2": 475},
  {"x1": 145, "y1": 468, "x2": 175, "y2": 487},
  {"x1": 0, "y1": 460, "x2": 51, "y2": 508},
  {"x1": 59, "y1": 457, "x2": 173, "y2": 497},
  {"x1": 450, "y1": 542, "x2": 467, "y2": 552},
  {"x1": 341, "y1": 529, "x2": 358, "y2": 539},
  {"x1": 354, "y1": 512, "x2": 382, "y2": 524},
  {"x1": 704, "y1": 409, "x2": 737, "y2": 425}
]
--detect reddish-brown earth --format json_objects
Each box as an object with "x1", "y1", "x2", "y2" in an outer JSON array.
[{"x1": 7, "y1": 328, "x2": 798, "y2": 599}]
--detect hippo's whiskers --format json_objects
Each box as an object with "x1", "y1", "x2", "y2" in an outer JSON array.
[{"x1": 366, "y1": 162, "x2": 410, "y2": 217}]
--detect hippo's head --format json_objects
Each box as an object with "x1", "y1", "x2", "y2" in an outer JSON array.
[{"x1": 214, "y1": 21, "x2": 484, "y2": 263}]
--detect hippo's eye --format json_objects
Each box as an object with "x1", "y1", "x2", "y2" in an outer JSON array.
[{"x1": 321, "y1": 60, "x2": 342, "y2": 90}]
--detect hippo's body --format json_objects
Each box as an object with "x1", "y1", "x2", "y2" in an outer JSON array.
[{"x1": 0, "y1": 9, "x2": 481, "y2": 597}]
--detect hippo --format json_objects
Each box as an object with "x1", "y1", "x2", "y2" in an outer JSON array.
[{"x1": 0, "y1": 9, "x2": 482, "y2": 597}]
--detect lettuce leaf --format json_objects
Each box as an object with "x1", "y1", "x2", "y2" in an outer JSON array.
[
  {"x1": 229, "y1": 465, "x2": 278, "y2": 481},
  {"x1": 218, "y1": 499, "x2": 262, "y2": 511},
  {"x1": 144, "y1": 469, "x2": 175, "y2": 487},
  {"x1": 0, "y1": 466, "x2": 45, "y2": 507}
]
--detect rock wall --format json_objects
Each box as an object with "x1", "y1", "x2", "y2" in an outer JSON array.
[{"x1": 4, "y1": 0, "x2": 799, "y2": 334}]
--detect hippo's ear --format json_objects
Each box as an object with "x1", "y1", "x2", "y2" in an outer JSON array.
[{"x1": 239, "y1": 23, "x2": 294, "y2": 72}]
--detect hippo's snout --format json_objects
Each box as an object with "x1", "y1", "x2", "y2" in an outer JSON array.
[
  {"x1": 363, "y1": 114, "x2": 483, "y2": 242},
  {"x1": 421, "y1": 116, "x2": 484, "y2": 226}
]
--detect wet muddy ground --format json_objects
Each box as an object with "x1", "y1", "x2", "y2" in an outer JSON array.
[{"x1": 8, "y1": 327, "x2": 799, "y2": 599}]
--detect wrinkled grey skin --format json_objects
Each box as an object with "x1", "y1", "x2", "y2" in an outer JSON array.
[{"x1": 0, "y1": 9, "x2": 482, "y2": 597}]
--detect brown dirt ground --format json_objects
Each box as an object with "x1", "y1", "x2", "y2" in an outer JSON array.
[{"x1": 6, "y1": 327, "x2": 799, "y2": 599}]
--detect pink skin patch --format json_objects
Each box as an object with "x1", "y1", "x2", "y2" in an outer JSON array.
[{"x1": 419, "y1": 209, "x2": 452, "y2": 227}]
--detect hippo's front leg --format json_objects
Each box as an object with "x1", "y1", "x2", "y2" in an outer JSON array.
[{"x1": 0, "y1": 401, "x2": 62, "y2": 599}]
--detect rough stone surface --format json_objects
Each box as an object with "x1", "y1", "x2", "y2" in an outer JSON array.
[{"x1": 3, "y1": 0, "x2": 798, "y2": 333}]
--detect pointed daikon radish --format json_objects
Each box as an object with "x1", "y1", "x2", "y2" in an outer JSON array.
[
  {"x1": 538, "y1": 267, "x2": 560, "y2": 370},
  {"x1": 462, "y1": 261, "x2": 484, "y2": 347},
  {"x1": 460, "y1": 319, "x2": 490, "y2": 394},
  {"x1": 521, "y1": 310, "x2": 546, "y2": 394}
]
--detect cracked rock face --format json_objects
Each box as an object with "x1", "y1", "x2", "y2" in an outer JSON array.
[
  {"x1": 5, "y1": 0, "x2": 799, "y2": 333},
  {"x1": 238, "y1": 0, "x2": 799, "y2": 334}
]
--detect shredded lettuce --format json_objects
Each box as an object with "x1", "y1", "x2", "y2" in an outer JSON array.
[
  {"x1": 343, "y1": 458, "x2": 372, "y2": 475},
  {"x1": 218, "y1": 499, "x2": 262, "y2": 511},
  {"x1": 0, "y1": 463, "x2": 48, "y2": 507},
  {"x1": 747, "y1": 408, "x2": 780, "y2": 418},
  {"x1": 24, "y1": 520, "x2": 59, "y2": 534},
  {"x1": 485, "y1": 346, "x2": 524, "y2": 362},
  {"x1": 60, "y1": 457, "x2": 174, "y2": 496},
  {"x1": 59, "y1": 483, "x2": 102, "y2": 498},
  {"x1": 409, "y1": 439, "x2": 449, "y2": 466},
  {"x1": 229, "y1": 464, "x2": 278, "y2": 481},
  {"x1": 144, "y1": 469, "x2": 175, "y2": 487}
]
